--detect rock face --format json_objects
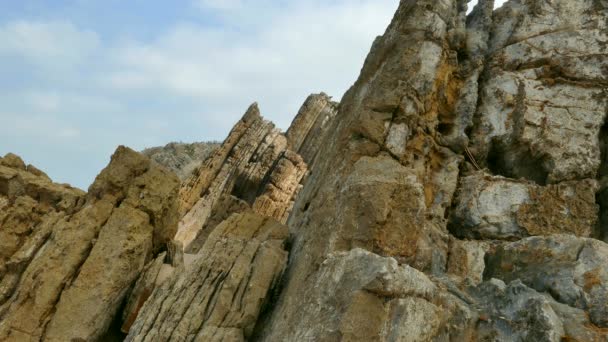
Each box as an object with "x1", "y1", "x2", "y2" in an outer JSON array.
[
  {"x1": 258, "y1": 0, "x2": 608, "y2": 340},
  {"x1": 0, "y1": 147, "x2": 179, "y2": 341},
  {"x1": 2, "y1": 0, "x2": 608, "y2": 340},
  {"x1": 126, "y1": 212, "x2": 288, "y2": 342},
  {"x1": 285, "y1": 93, "x2": 338, "y2": 166},
  {"x1": 142, "y1": 141, "x2": 220, "y2": 180},
  {"x1": 450, "y1": 172, "x2": 598, "y2": 240},
  {"x1": 176, "y1": 99, "x2": 326, "y2": 253}
]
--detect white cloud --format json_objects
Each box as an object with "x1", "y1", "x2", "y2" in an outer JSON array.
[
  {"x1": 0, "y1": 20, "x2": 100, "y2": 67},
  {"x1": 194, "y1": 0, "x2": 244, "y2": 11},
  {"x1": 105, "y1": 0, "x2": 397, "y2": 129}
]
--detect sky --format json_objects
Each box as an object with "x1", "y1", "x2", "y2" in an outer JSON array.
[{"x1": 0, "y1": 0, "x2": 507, "y2": 189}]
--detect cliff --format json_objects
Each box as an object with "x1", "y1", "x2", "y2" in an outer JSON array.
[{"x1": 1, "y1": 0, "x2": 608, "y2": 341}]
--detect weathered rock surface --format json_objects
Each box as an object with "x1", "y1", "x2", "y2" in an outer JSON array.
[
  {"x1": 258, "y1": 0, "x2": 608, "y2": 340},
  {"x1": 3, "y1": 0, "x2": 608, "y2": 340},
  {"x1": 0, "y1": 147, "x2": 179, "y2": 341},
  {"x1": 176, "y1": 98, "x2": 323, "y2": 253},
  {"x1": 126, "y1": 212, "x2": 288, "y2": 342},
  {"x1": 470, "y1": 0, "x2": 608, "y2": 185},
  {"x1": 0, "y1": 153, "x2": 85, "y2": 279},
  {"x1": 285, "y1": 93, "x2": 338, "y2": 166},
  {"x1": 471, "y1": 278, "x2": 607, "y2": 341},
  {"x1": 450, "y1": 172, "x2": 599, "y2": 240},
  {"x1": 485, "y1": 235, "x2": 608, "y2": 327},
  {"x1": 142, "y1": 141, "x2": 220, "y2": 180}
]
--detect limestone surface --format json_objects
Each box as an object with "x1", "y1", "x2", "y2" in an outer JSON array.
[{"x1": 125, "y1": 212, "x2": 288, "y2": 342}]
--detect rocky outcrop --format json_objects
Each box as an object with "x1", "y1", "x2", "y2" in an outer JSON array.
[
  {"x1": 142, "y1": 141, "x2": 220, "y2": 180},
  {"x1": 469, "y1": 0, "x2": 608, "y2": 185},
  {"x1": 0, "y1": 153, "x2": 85, "y2": 279},
  {"x1": 258, "y1": 0, "x2": 608, "y2": 340},
  {"x1": 0, "y1": 147, "x2": 179, "y2": 341},
  {"x1": 485, "y1": 235, "x2": 608, "y2": 327},
  {"x1": 176, "y1": 98, "x2": 324, "y2": 253},
  {"x1": 2, "y1": 0, "x2": 608, "y2": 340},
  {"x1": 285, "y1": 93, "x2": 338, "y2": 166},
  {"x1": 126, "y1": 212, "x2": 288, "y2": 342},
  {"x1": 450, "y1": 172, "x2": 598, "y2": 240}
]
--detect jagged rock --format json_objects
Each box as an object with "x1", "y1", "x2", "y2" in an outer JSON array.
[
  {"x1": 286, "y1": 93, "x2": 338, "y2": 166},
  {"x1": 470, "y1": 0, "x2": 608, "y2": 184},
  {"x1": 175, "y1": 101, "x2": 313, "y2": 252},
  {"x1": 258, "y1": 248, "x2": 475, "y2": 341},
  {"x1": 472, "y1": 279, "x2": 607, "y2": 341},
  {"x1": 485, "y1": 235, "x2": 608, "y2": 327},
  {"x1": 450, "y1": 172, "x2": 599, "y2": 240},
  {"x1": 142, "y1": 141, "x2": 220, "y2": 180},
  {"x1": 126, "y1": 212, "x2": 288, "y2": 341},
  {"x1": 0, "y1": 146, "x2": 179, "y2": 341},
  {"x1": 3, "y1": 0, "x2": 608, "y2": 339},
  {"x1": 0, "y1": 157, "x2": 85, "y2": 279},
  {"x1": 260, "y1": 0, "x2": 470, "y2": 337},
  {"x1": 0, "y1": 153, "x2": 26, "y2": 170},
  {"x1": 185, "y1": 195, "x2": 251, "y2": 253}
]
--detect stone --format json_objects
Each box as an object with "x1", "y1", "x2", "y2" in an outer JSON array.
[
  {"x1": 447, "y1": 238, "x2": 490, "y2": 286},
  {"x1": 0, "y1": 146, "x2": 179, "y2": 341},
  {"x1": 0, "y1": 153, "x2": 26, "y2": 170},
  {"x1": 470, "y1": 0, "x2": 608, "y2": 184},
  {"x1": 142, "y1": 141, "x2": 220, "y2": 180},
  {"x1": 125, "y1": 212, "x2": 288, "y2": 341},
  {"x1": 485, "y1": 235, "x2": 608, "y2": 327},
  {"x1": 3, "y1": 0, "x2": 608, "y2": 339},
  {"x1": 175, "y1": 99, "x2": 318, "y2": 252},
  {"x1": 471, "y1": 279, "x2": 608, "y2": 342},
  {"x1": 121, "y1": 252, "x2": 169, "y2": 333},
  {"x1": 450, "y1": 172, "x2": 599, "y2": 240},
  {"x1": 286, "y1": 93, "x2": 338, "y2": 166}
]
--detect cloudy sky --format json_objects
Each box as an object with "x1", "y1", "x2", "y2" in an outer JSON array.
[{"x1": 0, "y1": 0, "x2": 506, "y2": 189}]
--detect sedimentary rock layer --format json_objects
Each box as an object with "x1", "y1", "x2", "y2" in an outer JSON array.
[
  {"x1": 176, "y1": 95, "x2": 331, "y2": 253},
  {"x1": 126, "y1": 212, "x2": 288, "y2": 342},
  {"x1": 0, "y1": 147, "x2": 179, "y2": 342}
]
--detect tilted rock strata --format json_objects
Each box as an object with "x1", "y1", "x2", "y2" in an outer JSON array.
[
  {"x1": 2, "y1": 0, "x2": 608, "y2": 340},
  {"x1": 176, "y1": 97, "x2": 323, "y2": 253},
  {"x1": 142, "y1": 141, "x2": 220, "y2": 181},
  {"x1": 285, "y1": 93, "x2": 338, "y2": 166},
  {"x1": 0, "y1": 147, "x2": 179, "y2": 341},
  {"x1": 0, "y1": 154, "x2": 85, "y2": 280},
  {"x1": 126, "y1": 212, "x2": 288, "y2": 342}
]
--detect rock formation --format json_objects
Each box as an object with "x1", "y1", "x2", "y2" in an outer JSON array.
[
  {"x1": 176, "y1": 96, "x2": 334, "y2": 253},
  {"x1": 0, "y1": 147, "x2": 179, "y2": 341},
  {"x1": 257, "y1": 0, "x2": 608, "y2": 340},
  {"x1": 1, "y1": 0, "x2": 608, "y2": 341},
  {"x1": 142, "y1": 142, "x2": 220, "y2": 180}
]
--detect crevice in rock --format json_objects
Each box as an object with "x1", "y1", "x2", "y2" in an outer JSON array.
[
  {"x1": 99, "y1": 296, "x2": 129, "y2": 342},
  {"x1": 486, "y1": 140, "x2": 549, "y2": 186},
  {"x1": 596, "y1": 114, "x2": 608, "y2": 241}
]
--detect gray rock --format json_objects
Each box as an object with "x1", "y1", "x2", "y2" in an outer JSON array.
[
  {"x1": 450, "y1": 172, "x2": 598, "y2": 240},
  {"x1": 485, "y1": 235, "x2": 608, "y2": 327}
]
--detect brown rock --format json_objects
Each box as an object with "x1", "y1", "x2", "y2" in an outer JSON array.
[
  {"x1": 0, "y1": 153, "x2": 26, "y2": 170},
  {"x1": 125, "y1": 212, "x2": 288, "y2": 341},
  {"x1": 0, "y1": 146, "x2": 179, "y2": 341},
  {"x1": 175, "y1": 103, "x2": 309, "y2": 252}
]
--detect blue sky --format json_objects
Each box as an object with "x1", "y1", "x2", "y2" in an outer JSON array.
[{"x1": 0, "y1": 0, "x2": 505, "y2": 189}]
